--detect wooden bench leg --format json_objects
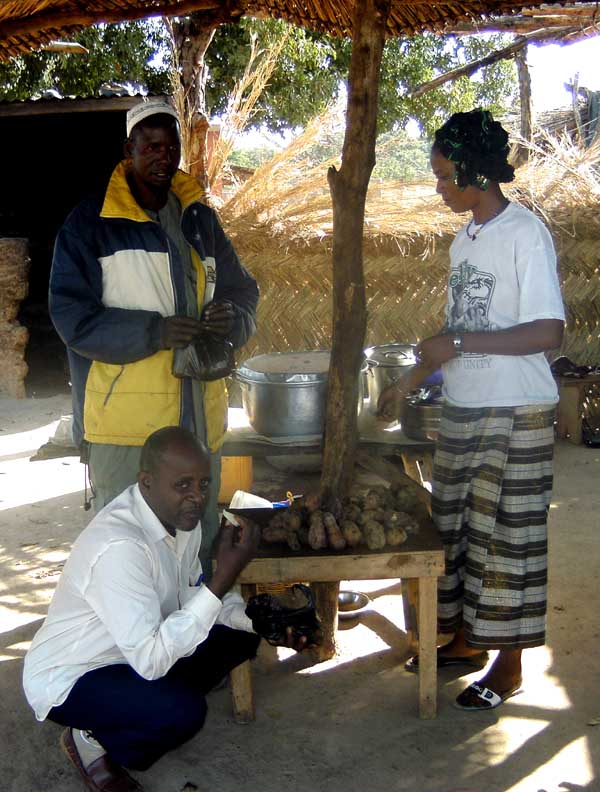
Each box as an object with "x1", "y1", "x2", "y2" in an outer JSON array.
[
  {"x1": 229, "y1": 582, "x2": 257, "y2": 723},
  {"x1": 400, "y1": 452, "x2": 424, "y2": 486},
  {"x1": 401, "y1": 578, "x2": 419, "y2": 651},
  {"x1": 310, "y1": 581, "x2": 339, "y2": 662},
  {"x1": 230, "y1": 660, "x2": 255, "y2": 723},
  {"x1": 417, "y1": 576, "x2": 438, "y2": 719},
  {"x1": 556, "y1": 384, "x2": 584, "y2": 445}
]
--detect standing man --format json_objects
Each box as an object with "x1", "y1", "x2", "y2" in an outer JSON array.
[
  {"x1": 49, "y1": 97, "x2": 259, "y2": 569},
  {"x1": 23, "y1": 427, "x2": 274, "y2": 791}
]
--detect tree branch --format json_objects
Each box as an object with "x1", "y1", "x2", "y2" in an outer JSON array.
[{"x1": 408, "y1": 27, "x2": 575, "y2": 100}]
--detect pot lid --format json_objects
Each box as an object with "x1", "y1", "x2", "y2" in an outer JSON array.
[
  {"x1": 236, "y1": 351, "x2": 330, "y2": 384},
  {"x1": 364, "y1": 343, "x2": 416, "y2": 367}
]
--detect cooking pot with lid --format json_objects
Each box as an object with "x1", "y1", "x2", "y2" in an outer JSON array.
[
  {"x1": 362, "y1": 343, "x2": 417, "y2": 415},
  {"x1": 234, "y1": 351, "x2": 331, "y2": 437}
]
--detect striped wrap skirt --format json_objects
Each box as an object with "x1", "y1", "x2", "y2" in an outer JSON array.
[{"x1": 432, "y1": 403, "x2": 555, "y2": 650}]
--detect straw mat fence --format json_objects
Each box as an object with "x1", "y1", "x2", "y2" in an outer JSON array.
[{"x1": 221, "y1": 119, "x2": 600, "y2": 366}]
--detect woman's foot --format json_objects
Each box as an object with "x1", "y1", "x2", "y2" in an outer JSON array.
[{"x1": 454, "y1": 648, "x2": 523, "y2": 711}]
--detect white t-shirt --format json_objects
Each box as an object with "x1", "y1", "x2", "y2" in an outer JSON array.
[
  {"x1": 442, "y1": 202, "x2": 565, "y2": 408},
  {"x1": 23, "y1": 483, "x2": 254, "y2": 721}
]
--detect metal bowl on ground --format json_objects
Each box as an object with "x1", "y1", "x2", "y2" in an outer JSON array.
[
  {"x1": 338, "y1": 590, "x2": 371, "y2": 619},
  {"x1": 234, "y1": 351, "x2": 330, "y2": 437}
]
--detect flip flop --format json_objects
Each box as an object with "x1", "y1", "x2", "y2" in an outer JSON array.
[
  {"x1": 405, "y1": 650, "x2": 489, "y2": 673},
  {"x1": 453, "y1": 681, "x2": 522, "y2": 711}
]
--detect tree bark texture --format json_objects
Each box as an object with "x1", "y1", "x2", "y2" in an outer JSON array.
[
  {"x1": 514, "y1": 46, "x2": 532, "y2": 166},
  {"x1": 321, "y1": 0, "x2": 390, "y2": 504},
  {"x1": 170, "y1": 6, "x2": 242, "y2": 183}
]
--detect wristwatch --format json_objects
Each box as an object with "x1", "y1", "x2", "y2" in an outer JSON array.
[{"x1": 452, "y1": 335, "x2": 463, "y2": 356}]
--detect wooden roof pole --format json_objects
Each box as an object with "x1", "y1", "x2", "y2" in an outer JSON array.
[
  {"x1": 321, "y1": 0, "x2": 391, "y2": 504},
  {"x1": 313, "y1": 0, "x2": 390, "y2": 662}
]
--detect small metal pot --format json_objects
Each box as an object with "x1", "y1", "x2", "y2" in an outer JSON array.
[
  {"x1": 402, "y1": 396, "x2": 444, "y2": 441},
  {"x1": 234, "y1": 351, "x2": 331, "y2": 437},
  {"x1": 363, "y1": 343, "x2": 417, "y2": 415}
]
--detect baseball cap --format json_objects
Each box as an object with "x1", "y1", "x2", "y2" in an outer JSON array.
[{"x1": 126, "y1": 98, "x2": 179, "y2": 137}]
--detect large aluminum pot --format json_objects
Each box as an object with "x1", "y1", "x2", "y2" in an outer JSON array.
[
  {"x1": 234, "y1": 351, "x2": 331, "y2": 437},
  {"x1": 363, "y1": 343, "x2": 416, "y2": 414}
]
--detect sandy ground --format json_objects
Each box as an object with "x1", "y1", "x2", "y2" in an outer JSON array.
[{"x1": 1, "y1": 393, "x2": 599, "y2": 792}]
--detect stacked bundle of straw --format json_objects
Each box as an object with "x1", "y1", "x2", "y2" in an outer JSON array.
[{"x1": 0, "y1": 237, "x2": 30, "y2": 398}]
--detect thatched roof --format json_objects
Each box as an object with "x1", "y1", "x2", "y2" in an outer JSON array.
[{"x1": 0, "y1": 1, "x2": 579, "y2": 61}]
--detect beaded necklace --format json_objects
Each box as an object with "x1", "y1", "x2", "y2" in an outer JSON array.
[{"x1": 466, "y1": 200, "x2": 510, "y2": 241}]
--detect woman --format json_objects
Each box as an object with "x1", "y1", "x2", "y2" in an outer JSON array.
[{"x1": 378, "y1": 109, "x2": 565, "y2": 711}]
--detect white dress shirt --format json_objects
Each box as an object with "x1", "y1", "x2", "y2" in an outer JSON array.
[{"x1": 23, "y1": 483, "x2": 253, "y2": 721}]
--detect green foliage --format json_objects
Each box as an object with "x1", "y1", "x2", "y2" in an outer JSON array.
[
  {"x1": 229, "y1": 130, "x2": 431, "y2": 183},
  {"x1": 0, "y1": 16, "x2": 517, "y2": 142},
  {"x1": 228, "y1": 146, "x2": 278, "y2": 168},
  {"x1": 372, "y1": 133, "x2": 431, "y2": 181},
  {"x1": 209, "y1": 24, "x2": 516, "y2": 137},
  {"x1": 206, "y1": 18, "x2": 346, "y2": 134},
  {"x1": 377, "y1": 33, "x2": 518, "y2": 137},
  {"x1": 0, "y1": 21, "x2": 170, "y2": 101}
]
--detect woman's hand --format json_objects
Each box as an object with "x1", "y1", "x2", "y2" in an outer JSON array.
[
  {"x1": 415, "y1": 335, "x2": 456, "y2": 369},
  {"x1": 376, "y1": 378, "x2": 410, "y2": 423}
]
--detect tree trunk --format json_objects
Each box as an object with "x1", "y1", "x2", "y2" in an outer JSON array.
[
  {"x1": 170, "y1": 16, "x2": 216, "y2": 184},
  {"x1": 320, "y1": 0, "x2": 390, "y2": 505},
  {"x1": 514, "y1": 46, "x2": 532, "y2": 165},
  {"x1": 169, "y1": 7, "x2": 242, "y2": 184}
]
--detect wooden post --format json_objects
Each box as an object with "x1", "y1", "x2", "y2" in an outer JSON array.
[
  {"x1": 310, "y1": 581, "x2": 340, "y2": 662},
  {"x1": 514, "y1": 46, "x2": 532, "y2": 165},
  {"x1": 321, "y1": 0, "x2": 391, "y2": 503},
  {"x1": 316, "y1": 0, "x2": 390, "y2": 660},
  {"x1": 417, "y1": 576, "x2": 438, "y2": 718},
  {"x1": 229, "y1": 583, "x2": 256, "y2": 723}
]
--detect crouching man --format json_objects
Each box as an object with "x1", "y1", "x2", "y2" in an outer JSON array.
[{"x1": 23, "y1": 426, "x2": 302, "y2": 791}]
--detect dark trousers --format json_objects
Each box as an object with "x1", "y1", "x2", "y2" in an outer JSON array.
[{"x1": 48, "y1": 626, "x2": 260, "y2": 771}]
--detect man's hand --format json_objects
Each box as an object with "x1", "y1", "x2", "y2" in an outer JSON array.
[
  {"x1": 208, "y1": 517, "x2": 260, "y2": 599},
  {"x1": 160, "y1": 316, "x2": 203, "y2": 349},
  {"x1": 276, "y1": 626, "x2": 311, "y2": 653},
  {"x1": 200, "y1": 299, "x2": 235, "y2": 337}
]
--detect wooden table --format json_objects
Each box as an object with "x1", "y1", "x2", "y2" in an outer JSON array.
[
  {"x1": 221, "y1": 409, "x2": 442, "y2": 719},
  {"x1": 229, "y1": 516, "x2": 444, "y2": 721},
  {"x1": 223, "y1": 407, "x2": 435, "y2": 487}
]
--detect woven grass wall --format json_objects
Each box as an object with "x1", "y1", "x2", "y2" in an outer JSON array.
[{"x1": 221, "y1": 120, "x2": 600, "y2": 366}]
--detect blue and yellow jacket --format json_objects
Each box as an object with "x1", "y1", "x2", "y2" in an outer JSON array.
[{"x1": 49, "y1": 162, "x2": 258, "y2": 451}]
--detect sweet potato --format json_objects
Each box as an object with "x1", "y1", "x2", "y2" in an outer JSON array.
[
  {"x1": 340, "y1": 520, "x2": 363, "y2": 548},
  {"x1": 363, "y1": 520, "x2": 386, "y2": 551},
  {"x1": 385, "y1": 525, "x2": 408, "y2": 546},
  {"x1": 323, "y1": 511, "x2": 347, "y2": 551},
  {"x1": 308, "y1": 510, "x2": 327, "y2": 550}
]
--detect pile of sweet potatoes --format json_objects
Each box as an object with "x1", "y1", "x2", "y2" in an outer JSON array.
[{"x1": 262, "y1": 483, "x2": 420, "y2": 552}]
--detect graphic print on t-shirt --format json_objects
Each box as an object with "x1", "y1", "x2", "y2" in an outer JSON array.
[{"x1": 448, "y1": 259, "x2": 497, "y2": 333}]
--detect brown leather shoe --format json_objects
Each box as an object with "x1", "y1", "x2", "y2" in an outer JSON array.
[{"x1": 60, "y1": 728, "x2": 144, "y2": 791}]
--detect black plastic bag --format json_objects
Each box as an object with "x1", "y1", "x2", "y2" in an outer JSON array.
[
  {"x1": 582, "y1": 416, "x2": 600, "y2": 447},
  {"x1": 172, "y1": 333, "x2": 234, "y2": 381},
  {"x1": 245, "y1": 584, "x2": 322, "y2": 646}
]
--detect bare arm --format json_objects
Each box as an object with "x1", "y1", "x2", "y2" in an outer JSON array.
[{"x1": 417, "y1": 319, "x2": 564, "y2": 369}]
